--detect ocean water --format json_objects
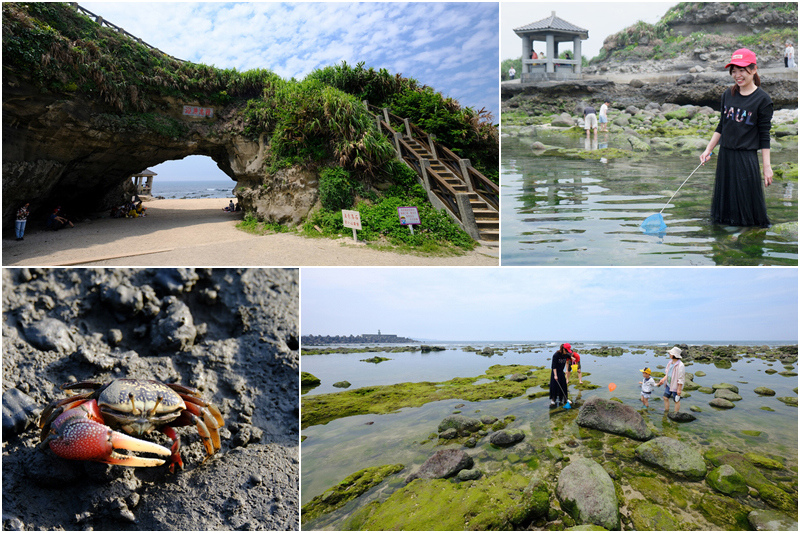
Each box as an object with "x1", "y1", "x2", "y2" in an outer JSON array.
[{"x1": 151, "y1": 179, "x2": 235, "y2": 199}]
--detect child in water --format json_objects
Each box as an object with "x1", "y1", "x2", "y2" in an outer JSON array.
[{"x1": 639, "y1": 368, "x2": 656, "y2": 408}]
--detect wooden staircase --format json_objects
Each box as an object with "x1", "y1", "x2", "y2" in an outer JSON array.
[{"x1": 366, "y1": 104, "x2": 499, "y2": 243}]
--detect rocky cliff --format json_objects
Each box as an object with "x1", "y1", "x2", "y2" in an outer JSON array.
[{"x1": 3, "y1": 72, "x2": 276, "y2": 225}]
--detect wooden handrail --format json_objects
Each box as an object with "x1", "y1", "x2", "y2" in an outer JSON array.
[{"x1": 70, "y1": 3, "x2": 186, "y2": 63}]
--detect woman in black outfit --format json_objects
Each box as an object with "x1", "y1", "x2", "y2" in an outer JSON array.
[
  {"x1": 549, "y1": 343, "x2": 572, "y2": 407},
  {"x1": 700, "y1": 48, "x2": 773, "y2": 227}
]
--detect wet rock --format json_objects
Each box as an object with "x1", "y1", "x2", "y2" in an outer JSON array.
[
  {"x1": 753, "y1": 386, "x2": 775, "y2": 396},
  {"x1": 107, "y1": 328, "x2": 124, "y2": 345},
  {"x1": 480, "y1": 415, "x2": 498, "y2": 425},
  {"x1": 776, "y1": 396, "x2": 797, "y2": 407},
  {"x1": 557, "y1": 457, "x2": 620, "y2": 530},
  {"x1": 456, "y1": 468, "x2": 482, "y2": 481},
  {"x1": 332, "y1": 381, "x2": 351, "y2": 389},
  {"x1": 628, "y1": 499, "x2": 681, "y2": 531},
  {"x1": 507, "y1": 373, "x2": 527, "y2": 382},
  {"x1": 712, "y1": 383, "x2": 739, "y2": 394},
  {"x1": 437, "y1": 414, "x2": 481, "y2": 436},
  {"x1": 100, "y1": 281, "x2": 149, "y2": 317},
  {"x1": 714, "y1": 388, "x2": 742, "y2": 401},
  {"x1": 747, "y1": 509, "x2": 798, "y2": 531},
  {"x1": 707, "y1": 464, "x2": 747, "y2": 496},
  {"x1": 576, "y1": 397, "x2": 653, "y2": 440},
  {"x1": 22, "y1": 318, "x2": 76, "y2": 354},
  {"x1": 439, "y1": 428, "x2": 457, "y2": 439},
  {"x1": 667, "y1": 411, "x2": 696, "y2": 422},
  {"x1": 153, "y1": 268, "x2": 199, "y2": 294},
  {"x1": 635, "y1": 437, "x2": 707, "y2": 480},
  {"x1": 151, "y1": 296, "x2": 197, "y2": 351},
  {"x1": 2, "y1": 388, "x2": 39, "y2": 438},
  {"x1": 709, "y1": 398, "x2": 735, "y2": 409},
  {"x1": 406, "y1": 449, "x2": 473, "y2": 482},
  {"x1": 489, "y1": 429, "x2": 525, "y2": 447}
]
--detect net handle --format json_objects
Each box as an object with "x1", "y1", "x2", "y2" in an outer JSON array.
[{"x1": 659, "y1": 160, "x2": 707, "y2": 215}]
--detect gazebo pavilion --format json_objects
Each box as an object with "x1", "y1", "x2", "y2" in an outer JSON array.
[
  {"x1": 130, "y1": 168, "x2": 156, "y2": 195},
  {"x1": 514, "y1": 11, "x2": 589, "y2": 82}
]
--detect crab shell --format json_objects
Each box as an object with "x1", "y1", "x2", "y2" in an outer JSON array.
[{"x1": 39, "y1": 378, "x2": 225, "y2": 470}]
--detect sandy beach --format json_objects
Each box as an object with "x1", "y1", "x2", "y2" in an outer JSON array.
[{"x1": 3, "y1": 198, "x2": 498, "y2": 267}]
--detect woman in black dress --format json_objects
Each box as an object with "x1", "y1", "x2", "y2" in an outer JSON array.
[
  {"x1": 700, "y1": 48, "x2": 773, "y2": 227},
  {"x1": 549, "y1": 343, "x2": 572, "y2": 407}
]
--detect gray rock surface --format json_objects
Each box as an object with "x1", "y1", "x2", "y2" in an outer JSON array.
[
  {"x1": 747, "y1": 509, "x2": 798, "y2": 531},
  {"x1": 438, "y1": 414, "x2": 482, "y2": 436},
  {"x1": 406, "y1": 449, "x2": 474, "y2": 482},
  {"x1": 557, "y1": 457, "x2": 620, "y2": 530},
  {"x1": 576, "y1": 397, "x2": 654, "y2": 440},
  {"x1": 714, "y1": 388, "x2": 742, "y2": 401},
  {"x1": 709, "y1": 398, "x2": 735, "y2": 409},
  {"x1": 489, "y1": 429, "x2": 525, "y2": 447},
  {"x1": 635, "y1": 437, "x2": 707, "y2": 480}
]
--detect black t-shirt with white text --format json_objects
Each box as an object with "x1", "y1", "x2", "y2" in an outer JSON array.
[{"x1": 714, "y1": 87, "x2": 773, "y2": 151}]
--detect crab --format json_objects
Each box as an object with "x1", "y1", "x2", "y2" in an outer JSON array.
[{"x1": 39, "y1": 378, "x2": 225, "y2": 472}]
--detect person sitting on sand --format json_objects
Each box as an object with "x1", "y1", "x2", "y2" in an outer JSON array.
[
  {"x1": 224, "y1": 200, "x2": 236, "y2": 212},
  {"x1": 639, "y1": 367, "x2": 656, "y2": 408},
  {"x1": 47, "y1": 207, "x2": 74, "y2": 230},
  {"x1": 134, "y1": 201, "x2": 146, "y2": 217}
]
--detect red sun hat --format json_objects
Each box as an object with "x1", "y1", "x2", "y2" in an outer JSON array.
[
  {"x1": 725, "y1": 48, "x2": 757, "y2": 68},
  {"x1": 562, "y1": 343, "x2": 573, "y2": 353}
]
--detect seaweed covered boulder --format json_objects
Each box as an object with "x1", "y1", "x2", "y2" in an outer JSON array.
[
  {"x1": 576, "y1": 397, "x2": 654, "y2": 440},
  {"x1": 406, "y1": 449, "x2": 473, "y2": 482},
  {"x1": 706, "y1": 464, "x2": 748, "y2": 496},
  {"x1": 489, "y1": 429, "x2": 525, "y2": 447},
  {"x1": 556, "y1": 457, "x2": 620, "y2": 530},
  {"x1": 438, "y1": 414, "x2": 482, "y2": 436},
  {"x1": 635, "y1": 437, "x2": 707, "y2": 481}
]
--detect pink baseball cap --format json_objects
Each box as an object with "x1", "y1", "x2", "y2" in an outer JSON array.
[{"x1": 725, "y1": 48, "x2": 757, "y2": 68}]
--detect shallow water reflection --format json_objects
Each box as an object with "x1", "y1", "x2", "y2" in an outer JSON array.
[{"x1": 501, "y1": 133, "x2": 798, "y2": 265}]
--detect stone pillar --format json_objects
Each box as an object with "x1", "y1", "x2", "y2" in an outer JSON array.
[
  {"x1": 459, "y1": 159, "x2": 474, "y2": 192},
  {"x1": 392, "y1": 132, "x2": 403, "y2": 157},
  {"x1": 420, "y1": 159, "x2": 432, "y2": 192},
  {"x1": 403, "y1": 118, "x2": 412, "y2": 138},
  {"x1": 522, "y1": 36, "x2": 531, "y2": 73},
  {"x1": 427, "y1": 134, "x2": 437, "y2": 159},
  {"x1": 455, "y1": 193, "x2": 481, "y2": 240},
  {"x1": 574, "y1": 36, "x2": 582, "y2": 76},
  {"x1": 546, "y1": 34, "x2": 555, "y2": 74}
]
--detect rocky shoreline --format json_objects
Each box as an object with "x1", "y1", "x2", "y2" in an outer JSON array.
[{"x1": 301, "y1": 344, "x2": 798, "y2": 530}]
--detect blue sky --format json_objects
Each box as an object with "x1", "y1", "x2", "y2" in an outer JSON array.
[
  {"x1": 82, "y1": 2, "x2": 499, "y2": 181},
  {"x1": 301, "y1": 268, "x2": 798, "y2": 342},
  {"x1": 501, "y1": 2, "x2": 677, "y2": 61}
]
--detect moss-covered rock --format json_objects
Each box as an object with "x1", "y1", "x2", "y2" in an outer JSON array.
[
  {"x1": 557, "y1": 457, "x2": 620, "y2": 530},
  {"x1": 628, "y1": 498, "x2": 682, "y2": 530},
  {"x1": 302, "y1": 463, "x2": 404, "y2": 524},
  {"x1": 776, "y1": 396, "x2": 798, "y2": 407},
  {"x1": 301, "y1": 372, "x2": 321, "y2": 386},
  {"x1": 635, "y1": 437, "x2": 707, "y2": 481},
  {"x1": 706, "y1": 464, "x2": 748, "y2": 496},
  {"x1": 697, "y1": 493, "x2": 751, "y2": 530},
  {"x1": 344, "y1": 470, "x2": 549, "y2": 530},
  {"x1": 744, "y1": 453, "x2": 784, "y2": 470},
  {"x1": 754, "y1": 386, "x2": 776, "y2": 396}
]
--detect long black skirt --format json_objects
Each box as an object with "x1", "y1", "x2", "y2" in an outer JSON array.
[
  {"x1": 711, "y1": 147, "x2": 770, "y2": 227},
  {"x1": 549, "y1": 372, "x2": 567, "y2": 404}
]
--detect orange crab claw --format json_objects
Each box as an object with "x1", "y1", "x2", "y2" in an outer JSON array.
[{"x1": 47, "y1": 418, "x2": 171, "y2": 467}]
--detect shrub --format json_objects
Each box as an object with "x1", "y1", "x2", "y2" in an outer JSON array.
[{"x1": 318, "y1": 167, "x2": 355, "y2": 211}]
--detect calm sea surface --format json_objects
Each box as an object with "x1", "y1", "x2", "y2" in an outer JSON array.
[{"x1": 151, "y1": 179, "x2": 235, "y2": 199}]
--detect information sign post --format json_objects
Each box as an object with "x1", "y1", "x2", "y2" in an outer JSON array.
[
  {"x1": 397, "y1": 206, "x2": 421, "y2": 235},
  {"x1": 342, "y1": 210, "x2": 362, "y2": 242}
]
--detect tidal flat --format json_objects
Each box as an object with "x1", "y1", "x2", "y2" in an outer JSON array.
[{"x1": 301, "y1": 343, "x2": 798, "y2": 530}]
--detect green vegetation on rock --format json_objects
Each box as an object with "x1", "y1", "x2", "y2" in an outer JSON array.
[
  {"x1": 301, "y1": 364, "x2": 549, "y2": 428},
  {"x1": 301, "y1": 464, "x2": 405, "y2": 524}
]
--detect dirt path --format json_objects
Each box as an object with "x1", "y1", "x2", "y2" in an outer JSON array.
[{"x1": 4, "y1": 198, "x2": 498, "y2": 266}]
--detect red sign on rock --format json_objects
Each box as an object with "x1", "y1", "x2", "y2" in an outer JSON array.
[{"x1": 183, "y1": 106, "x2": 214, "y2": 118}]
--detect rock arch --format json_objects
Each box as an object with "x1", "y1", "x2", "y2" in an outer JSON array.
[{"x1": 3, "y1": 74, "x2": 269, "y2": 226}]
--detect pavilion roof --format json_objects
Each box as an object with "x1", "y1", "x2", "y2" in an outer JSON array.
[{"x1": 514, "y1": 11, "x2": 588, "y2": 38}]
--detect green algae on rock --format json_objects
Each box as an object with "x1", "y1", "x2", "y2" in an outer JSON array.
[
  {"x1": 706, "y1": 464, "x2": 748, "y2": 496},
  {"x1": 301, "y1": 464, "x2": 405, "y2": 525},
  {"x1": 301, "y1": 364, "x2": 550, "y2": 428},
  {"x1": 345, "y1": 470, "x2": 550, "y2": 530}
]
